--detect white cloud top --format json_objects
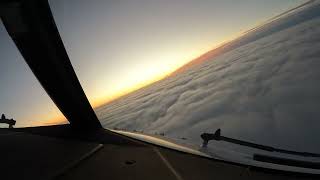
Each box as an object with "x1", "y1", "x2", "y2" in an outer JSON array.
[{"x1": 96, "y1": 3, "x2": 320, "y2": 153}]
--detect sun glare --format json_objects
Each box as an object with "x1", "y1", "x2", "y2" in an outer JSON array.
[{"x1": 90, "y1": 44, "x2": 215, "y2": 108}]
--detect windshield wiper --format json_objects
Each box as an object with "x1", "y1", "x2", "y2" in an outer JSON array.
[{"x1": 201, "y1": 129, "x2": 320, "y2": 158}]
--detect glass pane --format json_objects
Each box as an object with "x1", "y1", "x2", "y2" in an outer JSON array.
[
  {"x1": 0, "y1": 21, "x2": 66, "y2": 128},
  {"x1": 49, "y1": 0, "x2": 320, "y2": 154}
]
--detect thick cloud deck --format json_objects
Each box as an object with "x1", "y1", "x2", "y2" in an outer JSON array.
[{"x1": 96, "y1": 3, "x2": 320, "y2": 153}]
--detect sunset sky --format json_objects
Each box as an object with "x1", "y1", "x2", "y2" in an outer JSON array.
[{"x1": 0, "y1": 0, "x2": 306, "y2": 127}]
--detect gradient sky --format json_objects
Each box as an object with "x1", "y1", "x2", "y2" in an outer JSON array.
[{"x1": 0, "y1": 0, "x2": 306, "y2": 127}]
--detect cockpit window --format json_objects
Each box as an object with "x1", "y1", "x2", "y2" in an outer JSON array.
[
  {"x1": 4, "y1": 0, "x2": 319, "y2": 157},
  {"x1": 0, "y1": 21, "x2": 66, "y2": 128},
  {"x1": 48, "y1": 0, "x2": 320, "y2": 154}
]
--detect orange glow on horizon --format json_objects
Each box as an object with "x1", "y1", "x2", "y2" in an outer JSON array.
[
  {"x1": 22, "y1": 110, "x2": 66, "y2": 127},
  {"x1": 40, "y1": 115, "x2": 67, "y2": 126},
  {"x1": 39, "y1": 18, "x2": 274, "y2": 125},
  {"x1": 92, "y1": 69, "x2": 170, "y2": 108},
  {"x1": 89, "y1": 24, "x2": 263, "y2": 109},
  {"x1": 40, "y1": 33, "x2": 246, "y2": 125},
  {"x1": 90, "y1": 44, "x2": 219, "y2": 108}
]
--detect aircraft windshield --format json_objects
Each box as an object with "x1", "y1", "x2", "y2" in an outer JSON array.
[
  {"x1": 47, "y1": 0, "x2": 320, "y2": 155},
  {"x1": 1, "y1": 0, "x2": 319, "y2": 158},
  {"x1": 0, "y1": 21, "x2": 66, "y2": 127}
]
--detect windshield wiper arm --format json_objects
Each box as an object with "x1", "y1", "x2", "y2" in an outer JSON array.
[{"x1": 201, "y1": 129, "x2": 320, "y2": 158}]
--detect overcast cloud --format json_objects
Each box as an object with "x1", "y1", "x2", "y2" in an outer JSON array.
[{"x1": 96, "y1": 2, "x2": 320, "y2": 153}]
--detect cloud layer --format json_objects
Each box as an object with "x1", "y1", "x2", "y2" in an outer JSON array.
[{"x1": 96, "y1": 4, "x2": 320, "y2": 153}]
